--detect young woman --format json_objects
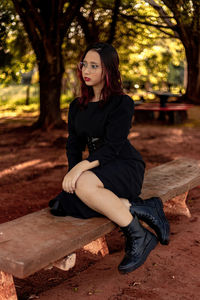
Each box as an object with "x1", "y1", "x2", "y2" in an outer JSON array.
[{"x1": 49, "y1": 42, "x2": 170, "y2": 274}]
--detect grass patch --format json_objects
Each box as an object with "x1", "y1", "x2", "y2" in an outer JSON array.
[
  {"x1": 0, "y1": 84, "x2": 74, "y2": 119},
  {"x1": 1, "y1": 84, "x2": 199, "y2": 128},
  {"x1": 0, "y1": 84, "x2": 39, "y2": 118}
]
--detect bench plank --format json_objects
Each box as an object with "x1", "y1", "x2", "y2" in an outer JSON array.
[
  {"x1": 0, "y1": 214, "x2": 114, "y2": 279},
  {"x1": 135, "y1": 103, "x2": 193, "y2": 111},
  {"x1": 0, "y1": 158, "x2": 200, "y2": 279},
  {"x1": 140, "y1": 158, "x2": 200, "y2": 200}
]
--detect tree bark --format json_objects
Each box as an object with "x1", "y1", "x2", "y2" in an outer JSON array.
[
  {"x1": 107, "y1": 0, "x2": 121, "y2": 44},
  {"x1": 184, "y1": 42, "x2": 200, "y2": 104},
  {"x1": 77, "y1": 8, "x2": 100, "y2": 44},
  {"x1": 77, "y1": 0, "x2": 121, "y2": 46},
  {"x1": 25, "y1": 85, "x2": 30, "y2": 105},
  {"x1": 34, "y1": 56, "x2": 66, "y2": 129}
]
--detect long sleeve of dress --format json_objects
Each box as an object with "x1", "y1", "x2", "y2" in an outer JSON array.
[
  {"x1": 66, "y1": 100, "x2": 85, "y2": 171},
  {"x1": 86, "y1": 95, "x2": 134, "y2": 166}
]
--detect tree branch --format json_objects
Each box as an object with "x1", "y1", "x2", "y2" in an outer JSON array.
[
  {"x1": 76, "y1": 1, "x2": 100, "y2": 45},
  {"x1": 119, "y1": 13, "x2": 178, "y2": 38},
  {"x1": 62, "y1": 0, "x2": 86, "y2": 34},
  {"x1": 107, "y1": 0, "x2": 121, "y2": 44},
  {"x1": 192, "y1": 0, "x2": 200, "y2": 31},
  {"x1": 26, "y1": 0, "x2": 46, "y2": 36},
  {"x1": 76, "y1": 10, "x2": 92, "y2": 44},
  {"x1": 157, "y1": 27, "x2": 178, "y2": 38},
  {"x1": 120, "y1": 13, "x2": 171, "y2": 29},
  {"x1": 158, "y1": 0, "x2": 195, "y2": 47},
  {"x1": 144, "y1": 0, "x2": 179, "y2": 37},
  {"x1": 12, "y1": 0, "x2": 43, "y2": 57}
]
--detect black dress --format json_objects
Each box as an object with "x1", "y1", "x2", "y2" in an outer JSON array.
[{"x1": 50, "y1": 94, "x2": 145, "y2": 218}]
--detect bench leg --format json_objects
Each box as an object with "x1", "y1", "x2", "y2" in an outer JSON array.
[
  {"x1": 45, "y1": 253, "x2": 77, "y2": 271},
  {"x1": 83, "y1": 236, "x2": 109, "y2": 257},
  {"x1": 53, "y1": 253, "x2": 76, "y2": 271},
  {"x1": 0, "y1": 271, "x2": 17, "y2": 300},
  {"x1": 46, "y1": 237, "x2": 109, "y2": 272},
  {"x1": 164, "y1": 191, "x2": 191, "y2": 218},
  {"x1": 174, "y1": 111, "x2": 188, "y2": 124}
]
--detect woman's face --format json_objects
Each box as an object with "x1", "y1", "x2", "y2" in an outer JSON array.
[{"x1": 81, "y1": 50, "x2": 105, "y2": 89}]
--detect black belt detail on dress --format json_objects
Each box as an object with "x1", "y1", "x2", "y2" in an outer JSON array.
[{"x1": 87, "y1": 136, "x2": 104, "y2": 154}]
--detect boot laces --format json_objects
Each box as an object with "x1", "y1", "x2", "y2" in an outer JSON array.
[
  {"x1": 139, "y1": 212, "x2": 155, "y2": 223},
  {"x1": 125, "y1": 236, "x2": 137, "y2": 254},
  {"x1": 119, "y1": 229, "x2": 137, "y2": 253}
]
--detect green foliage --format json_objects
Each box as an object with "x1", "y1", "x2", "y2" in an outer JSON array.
[
  {"x1": 0, "y1": 0, "x2": 187, "y2": 95},
  {"x1": 119, "y1": 37, "x2": 184, "y2": 88},
  {"x1": 0, "y1": 0, "x2": 36, "y2": 85},
  {"x1": 61, "y1": 0, "x2": 186, "y2": 94},
  {"x1": 114, "y1": 1, "x2": 185, "y2": 89},
  {"x1": 168, "y1": 61, "x2": 184, "y2": 86}
]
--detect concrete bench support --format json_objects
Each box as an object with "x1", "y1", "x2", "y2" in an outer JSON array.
[
  {"x1": 164, "y1": 191, "x2": 191, "y2": 218},
  {"x1": 0, "y1": 271, "x2": 17, "y2": 300},
  {"x1": 53, "y1": 253, "x2": 76, "y2": 271},
  {"x1": 47, "y1": 236, "x2": 109, "y2": 272},
  {"x1": 83, "y1": 236, "x2": 109, "y2": 257}
]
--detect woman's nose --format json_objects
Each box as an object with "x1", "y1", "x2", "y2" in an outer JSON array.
[{"x1": 84, "y1": 66, "x2": 91, "y2": 74}]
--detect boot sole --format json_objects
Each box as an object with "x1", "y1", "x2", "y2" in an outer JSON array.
[{"x1": 118, "y1": 234, "x2": 158, "y2": 274}]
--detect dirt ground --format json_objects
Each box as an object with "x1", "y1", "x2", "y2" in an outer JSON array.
[{"x1": 0, "y1": 113, "x2": 200, "y2": 300}]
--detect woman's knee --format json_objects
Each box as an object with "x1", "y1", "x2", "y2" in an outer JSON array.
[
  {"x1": 75, "y1": 171, "x2": 89, "y2": 193},
  {"x1": 120, "y1": 198, "x2": 131, "y2": 209},
  {"x1": 75, "y1": 171, "x2": 103, "y2": 195}
]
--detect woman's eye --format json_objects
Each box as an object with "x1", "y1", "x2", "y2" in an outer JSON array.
[
  {"x1": 82, "y1": 62, "x2": 87, "y2": 67},
  {"x1": 91, "y1": 64, "x2": 98, "y2": 69}
]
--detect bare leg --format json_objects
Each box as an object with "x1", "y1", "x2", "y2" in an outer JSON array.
[
  {"x1": 120, "y1": 198, "x2": 131, "y2": 210},
  {"x1": 75, "y1": 171, "x2": 158, "y2": 274},
  {"x1": 75, "y1": 171, "x2": 133, "y2": 227}
]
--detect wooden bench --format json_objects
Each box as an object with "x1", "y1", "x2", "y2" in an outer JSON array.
[
  {"x1": 134, "y1": 103, "x2": 193, "y2": 124},
  {"x1": 0, "y1": 158, "x2": 200, "y2": 300}
]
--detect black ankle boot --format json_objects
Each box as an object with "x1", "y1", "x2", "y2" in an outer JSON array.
[
  {"x1": 130, "y1": 197, "x2": 170, "y2": 245},
  {"x1": 118, "y1": 215, "x2": 158, "y2": 274}
]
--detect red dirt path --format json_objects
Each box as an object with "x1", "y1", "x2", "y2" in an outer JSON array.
[{"x1": 0, "y1": 118, "x2": 200, "y2": 300}]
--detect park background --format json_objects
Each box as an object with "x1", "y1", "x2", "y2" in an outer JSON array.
[{"x1": 0, "y1": 1, "x2": 200, "y2": 299}]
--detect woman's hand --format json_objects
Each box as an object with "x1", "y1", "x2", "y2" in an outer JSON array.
[
  {"x1": 62, "y1": 166, "x2": 83, "y2": 193},
  {"x1": 62, "y1": 160, "x2": 100, "y2": 194}
]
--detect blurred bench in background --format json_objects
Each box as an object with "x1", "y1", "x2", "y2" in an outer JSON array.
[{"x1": 134, "y1": 103, "x2": 193, "y2": 124}]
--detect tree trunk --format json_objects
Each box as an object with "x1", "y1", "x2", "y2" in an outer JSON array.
[
  {"x1": 33, "y1": 53, "x2": 66, "y2": 130},
  {"x1": 25, "y1": 85, "x2": 30, "y2": 105},
  {"x1": 107, "y1": 0, "x2": 120, "y2": 44},
  {"x1": 12, "y1": 0, "x2": 86, "y2": 130},
  {"x1": 184, "y1": 43, "x2": 200, "y2": 104}
]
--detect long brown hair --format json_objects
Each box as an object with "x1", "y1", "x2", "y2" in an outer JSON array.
[{"x1": 77, "y1": 42, "x2": 124, "y2": 108}]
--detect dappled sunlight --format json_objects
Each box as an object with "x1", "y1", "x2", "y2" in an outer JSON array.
[
  {"x1": 165, "y1": 128, "x2": 184, "y2": 144},
  {"x1": 128, "y1": 131, "x2": 140, "y2": 139},
  {"x1": 0, "y1": 153, "x2": 16, "y2": 163},
  {"x1": 0, "y1": 84, "x2": 72, "y2": 120},
  {"x1": 171, "y1": 129, "x2": 183, "y2": 135},
  {"x1": 0, "y1": 84, "x2": 39, "y2": 102},
  {"x1": 0, "y1": 159, "x2": 42, "y2": 179},
  {"x1": 34, "y1": 161, "x2": 67, "y2": 170}
]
